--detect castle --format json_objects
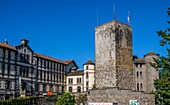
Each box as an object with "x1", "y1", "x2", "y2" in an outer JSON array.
[
  {"x1": 87, "y1": 20, "x2": 158, "y2": 105},
  {"x1": 0, "y1": 19, "x2": 159, "y2": 104}
]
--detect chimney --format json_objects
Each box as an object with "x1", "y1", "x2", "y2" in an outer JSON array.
[
  {"x1": 4, "y1": 39, "x2": 8, "y2": 44},
  {"x1": 21, "y1": 39, "x2": 29, "y2": 45}
]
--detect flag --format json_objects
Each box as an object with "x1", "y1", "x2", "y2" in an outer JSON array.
[{"x1": 127, "y1": 11, "x2": 130, "y2": 23}]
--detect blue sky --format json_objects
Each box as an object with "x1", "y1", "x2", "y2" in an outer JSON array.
[{"x1": 0, "y1": 0, "x2": 169, "y2": 69}]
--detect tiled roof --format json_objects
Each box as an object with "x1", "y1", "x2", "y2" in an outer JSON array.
[
  {"x1": 65, "y1": 60, "x2": 74, "y2": 64},
  {"x1": 144, "y1": 52, "x2": 159, "y2": 57},
  {"x1": 0, "y1": 41, "x2": 76, "y2": 65},
  {"x1": 83, "y1": 60, "x2": 95, "y2": 65},
  {"x1": 34, "y1": 53, "x2": 67, "y2": 64},
  {"x1": 0, "y1": 42, "x2": 16, "y2": 50},
  {"x1": 134, "y1": 58, "x2": 145, "y2": 64},
  {"x1": 67, "y1": 70, "x2": 84, "y2": 76}
]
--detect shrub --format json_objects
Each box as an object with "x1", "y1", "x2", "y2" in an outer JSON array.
[{"x1": 56, "y1": 91, "x2": 74, "y2": 105}]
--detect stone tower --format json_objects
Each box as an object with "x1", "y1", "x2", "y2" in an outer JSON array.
[
  {"x1": 144, "y1": 52, "x2": 159, "y2": 93},
  {"x1": 95, "y1": 20, "x2": 134, "y2": 90}
]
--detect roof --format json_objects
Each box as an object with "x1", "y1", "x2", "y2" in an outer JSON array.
[
  {"x1": 0, "y1": 40, "x2": 78, "y2": 65},
  {"x1": 34, "y1": 53, "x2": 66, "y2": 64},
  {"x1": 96, "y1": 20, "x2": 131, "y2": 29},
  {"x1": 0, "y1": 42, "x2": 16, "y2": 50},
  {"x1": 144, "y1": 52, "x2": 159, "y2": 57},
  {"x1": 65, "y1": 60, "x2": 74, "y2": 64},
  {"x1": 83, "y1": 60, "x2": 95, "y2": 65},
  {"x1": 67, "y1": 70, "x2": 84, "y2": 76},
  {"x1": 134, "y1": 58, "x2": 145, "y2": 64}
]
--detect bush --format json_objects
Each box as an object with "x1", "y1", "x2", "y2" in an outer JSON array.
[
  {"x1": 0, "y1": 96, "x2": 36, "y2": 105},
  {"x1": 56, "y1": 91, "x2": 74, "y2": 105}
]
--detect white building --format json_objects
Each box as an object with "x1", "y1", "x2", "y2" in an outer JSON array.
[{"x1": 66, "y1": 60, "x2": 95, "y2": 93}]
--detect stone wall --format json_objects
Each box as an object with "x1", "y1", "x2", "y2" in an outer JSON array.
[{"x1": 87, "y1": 88, "x2": 155, "y2": 105}]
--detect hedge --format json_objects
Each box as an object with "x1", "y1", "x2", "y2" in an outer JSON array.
[{"x1": 0, "y1": 96, "x2": 36, "y2": 105}]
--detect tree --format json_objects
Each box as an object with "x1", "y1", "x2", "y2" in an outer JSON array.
[
  {"x1": 56, "y1": 91, "x2": 74, "y2": 105},
  {"x1": 151, "y1": 8, "x2": 170, "y2": 105}
]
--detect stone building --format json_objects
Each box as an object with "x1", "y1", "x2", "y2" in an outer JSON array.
[
  {"x1": 0, "y1": 39, "x2": 78, "y2": 100},
  {"x1": 134, "y1": 52, "x2": 159, "y2": 93},
  {"x1": 66, "y1": 60, "x2": 95, "y2": 93},
  {"x1": 87, "y1": 20, "x2": 156, "y2": 105}
]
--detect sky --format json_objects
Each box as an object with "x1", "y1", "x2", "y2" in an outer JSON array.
[{"x1": 0, "y1": 0, "x2": 169, "y2": 69}]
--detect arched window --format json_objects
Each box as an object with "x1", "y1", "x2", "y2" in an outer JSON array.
[
  {"x1": 69, "y1": 87, "x2": 72, "y2": 93},
  {"x1": 140, "y1": 71, "x2": 142, "y2": 78},
  {"x1": 137, "y1": 83, "x2": 139, "y2": 91},
  {"x1": 137, "y1": 71, "x2": 139, "y2": 78},
  {"x1": 77, "y1": 86, "x2": 81, "y2": 93},
  {"x1": 140, "y1": 83, "x2": 143, "y2": 91}
]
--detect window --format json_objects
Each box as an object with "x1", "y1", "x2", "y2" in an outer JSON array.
[
  {"x1": 44, "y1": 71, "x2": 46, "y2": 81},
  {"x1": 77, "y1": 86, "x2": 81, "y2": 93},
  {"x1": 137, "y1": 71, "x2": 139, "y2": 78},
  {"x1": 49, "y1": 85, "x2": 53, "y2": 92},
  {"x1": 23, "y1": 68, "x2": 26, "y2": 77},
  {"x1": 2, "y1": 49, "x2": 5, "y2": 58},
  {"x1": 19, "y1": 53, "x2": 29, "y2": 63},
  {"x1": 68, "y1": 78, "x2": 73, "y2": 84},
  {"x1": 140, "y1": 83, "x2": 143, "y2": 91},
  {"x1": 137, "y1": 83, "x2": 139, "y2": 91},
  {"x1": 35, "y1": 83, "x2": 39, "y2": 91},
  {"x1": 7, "y1": 65, "x2": 10, "y2": 74},
  {"x1": 24, "y1": 49, "x2": 26, "y2": 53},
  {"x1": 8, "y1": 51, "x2": 11, "y2": 60},
  {"x1": 86, "y1": 66, "x2": 88, "y2": 70},
  {"x1": 86, "y1": 81, "x2": 89, "y2": 91},
  {"x1": 5, "y1": 81, "x2": 10, "y2": 89},
  {"x1": 43, "y1": 84, "x2": 46, "y2": 92},
  {"x1": 40, "y1": 70, "x2": 42, "y2": 79},
  {"x1": 69, "y1": 87, "x2": 72, "y2": 92},
  {"x1": 31, "y1": 69, "x2": 34, "y2": 76},
  {"x1": 20, "y1": 53, "x2": 23, "y2": 61},
  {"x1": 140, "y1": 64, "x2": 142, "y2": 68},
  {"x1": 20, "y1": 67, "x2": 22, "y2": 76},
  {"x1": 136, "y1": 64, "x2": 138, "y2": 68},
  {"x1": 26, "y1": 68, "x2": 29, "y2": 77},
  {"x1": 44, "y1": 60, "x2": 46, "y2": 68},
  {"x1": 2, "y1": 64, "x2": 5, "y2": 74},
  {"x1": 77, "y1": 78, "x2": 81, "y2": 84},
  {"x1": 140, "y1": 71, "x2": 142, "y2": 78},
  {"x1": 86, "y1": 72, "x2": 89, "y2": 78}
]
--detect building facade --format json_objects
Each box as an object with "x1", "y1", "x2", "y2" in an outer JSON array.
[
  {"x1": 134, "y1": 52, "x2": 159, "y2": 93},
  {"x1": 0, "y1": 39, "x2": 78, "y2": 100},
  {"x1": 66, "y1": 60, "x2": 95, "y2": 93}
]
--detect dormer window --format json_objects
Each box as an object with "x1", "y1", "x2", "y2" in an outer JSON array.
[
  {"x1": 86, "y1": 66, "x2": 88, "y2": 70},
  {"x1": 24, "y1": 49, "x2": 26, "y2": 53}
]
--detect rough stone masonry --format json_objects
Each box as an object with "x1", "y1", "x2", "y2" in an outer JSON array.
[{"x1": 87, "y1": 20, "x2": 155, "y2": 105}]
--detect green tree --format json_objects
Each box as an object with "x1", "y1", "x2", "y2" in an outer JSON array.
[
  {"x1": 151, "y1": 8, "x2": 170, "y2": 105},
  {"x1": 56, "y1": 91, "x2": 74, "y2": 105}
]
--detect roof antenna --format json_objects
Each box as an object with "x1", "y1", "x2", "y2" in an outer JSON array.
[
  {"x1": 113, "y1": 3, "x2": 116, "y2": 20},
  {"x1": 96, "y1": 7, "x2": 99, "y2": 26}
]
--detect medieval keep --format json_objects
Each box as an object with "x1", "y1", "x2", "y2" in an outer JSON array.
[{"x1": 87, "y1": 20, "x2": 158, "y2": 105}]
